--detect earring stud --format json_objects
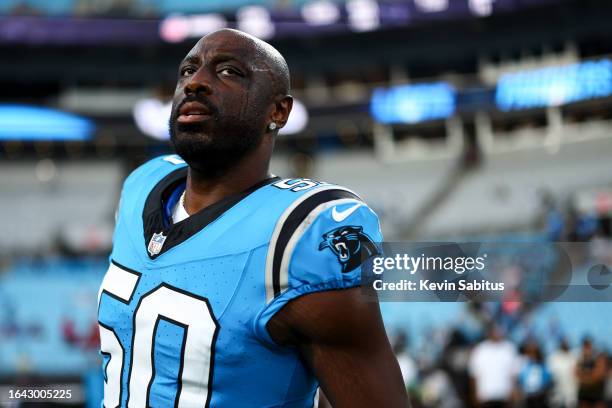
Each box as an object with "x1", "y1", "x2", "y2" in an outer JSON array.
[{"x1": 268, "y1": 123, "x2": 277, "y2": 131}]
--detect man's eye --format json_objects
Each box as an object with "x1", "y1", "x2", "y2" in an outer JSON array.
[
  {"x1": 181, "y1": 67, "x2": 196, "y2": 77},
  {"x1": 218, "y1": 67, "x2": 241, "y2": 77}
]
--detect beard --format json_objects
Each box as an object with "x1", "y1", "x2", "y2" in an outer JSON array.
[{"x1": 169, "y1": 97, "x2": 265, "y2": 178}]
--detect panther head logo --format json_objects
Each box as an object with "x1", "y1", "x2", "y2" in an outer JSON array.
[{"x1": 318, "y1": 225, "x2": 380, "y2": 273}]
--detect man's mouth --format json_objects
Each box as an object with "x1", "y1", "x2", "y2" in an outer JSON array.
[{"x1": 177, "y1": 101, "x2": 213, "y2": 123}]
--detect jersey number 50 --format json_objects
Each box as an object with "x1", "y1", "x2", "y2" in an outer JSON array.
[{"x1": 98, "y1": 262, "x2": 219, "y2": 408}]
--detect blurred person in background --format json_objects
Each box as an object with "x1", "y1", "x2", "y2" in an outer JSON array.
[
  {"x1": 605, "y1": 354, "x2": 612, "y2": 406},
  {"x1": 517, "y1": 341, "x2": 552, "y2": 408},
  {"x1": 441, "y1": 328, "x2": 473, "y2": 408},
  {"x1": 548, "y1": 338, "x2": 578, "y2": 408},
  {"x1": 468, "y1": 324, "x2": 519, "y2": 408},
  {"x1": 420, "y1": 364, "x2": 462, "y2": 408},
  {"x1": 393, "y1": 331, "x2": 418, "y2": 391},
  {"x1": 538, "y1": 190, "x2": 564, "y2": 241},
  {"x1": 576, "y1": 338, "x2": 607, "y2": 408}
]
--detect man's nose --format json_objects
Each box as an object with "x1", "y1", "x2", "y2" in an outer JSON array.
[{"x1": 184, "y1": 69, "x2": 212, "y2": 96}]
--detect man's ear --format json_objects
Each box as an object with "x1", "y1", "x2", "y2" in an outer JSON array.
[{"x1": 270, "y1": 95, "x2": 293, "y2": 129}]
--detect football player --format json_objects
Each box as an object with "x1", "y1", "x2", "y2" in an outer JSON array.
[{"x1": 97, "y1": 28, "x2": 408, "y2": 407}]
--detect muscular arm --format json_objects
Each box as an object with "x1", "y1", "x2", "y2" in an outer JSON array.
[{"x1": 267, "y1": 287, "x2": 409, "y2": 408}]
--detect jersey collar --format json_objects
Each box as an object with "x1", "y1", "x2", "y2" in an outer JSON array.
[{"x1": 142, "y1": 167, "x2": 280, "y2": 260}]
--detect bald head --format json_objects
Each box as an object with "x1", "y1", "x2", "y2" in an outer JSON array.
[
  {"x1": 170, "y1": 28, "x2": 293, "y2": 177},
  {"x1": 194, "y1": 28, "x2": 290, "y2": 97}
]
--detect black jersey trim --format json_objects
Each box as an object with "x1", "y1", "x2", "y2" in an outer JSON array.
[
  {"x1": 142, "y1": 168, "x2": 280, "y2": 259},
  {"x1": 271, "y1": 189, "x2": 360, "y2": 298}
]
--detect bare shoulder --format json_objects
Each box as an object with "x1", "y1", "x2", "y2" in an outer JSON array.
[{"x1": 267, "y1": 287, "x2": 382, "y2": 346}]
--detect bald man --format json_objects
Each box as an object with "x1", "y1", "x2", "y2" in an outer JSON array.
[{"x1": 97, "y1": 29, "x2": 408, "y2": 407}]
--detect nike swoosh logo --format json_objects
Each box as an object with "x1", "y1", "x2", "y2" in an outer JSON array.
[{"x1": 332, "y1": 203, "x2": 362, "y2": 222}]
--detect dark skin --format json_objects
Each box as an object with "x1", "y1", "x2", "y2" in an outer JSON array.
[
  {"x1": 171, "y1": 29, "x2": 292, "y2": 211},
  {"x1": 171, "y1": 29, "x2": 409, "y2": 408},
  {"x1": 268, "y1": 287, "x2": 409, "y2": 408}
]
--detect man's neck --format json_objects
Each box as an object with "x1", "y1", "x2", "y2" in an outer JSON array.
[{"x1": 183, "y1": 155, "x2": 271, "y2": 215}]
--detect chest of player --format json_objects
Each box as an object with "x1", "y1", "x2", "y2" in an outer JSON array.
[
  {"x1": 99, "y1": 247, "x2": 254, "y2": 322},
  {"x1": 97, "y1": 238, "x2": 266, "y2": 407},
  {"x1": 101, "y1": 190, "x2": 278, "y2": 406}
]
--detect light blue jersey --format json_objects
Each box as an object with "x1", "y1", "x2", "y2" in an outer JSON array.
[{"x1": 97, "y1": 155, "x2": 382, "y2": 407}]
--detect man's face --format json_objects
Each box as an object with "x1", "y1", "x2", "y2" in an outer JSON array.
[{"x1": 169, "y1": 31, "x2": 274, "y2": 176}]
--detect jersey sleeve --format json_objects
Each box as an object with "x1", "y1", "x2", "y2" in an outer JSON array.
[{"x1": 254, "y1": 193, "x2": 383, "y2": 346}]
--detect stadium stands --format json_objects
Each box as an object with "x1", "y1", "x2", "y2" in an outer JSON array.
[{"x1": 1, "y1": 0, "x2": 612, "y2": 406}]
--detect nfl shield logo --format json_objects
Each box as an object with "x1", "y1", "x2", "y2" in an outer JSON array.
[{"x1": 148, "y1": 232, "x2": 166, "y2": 256}]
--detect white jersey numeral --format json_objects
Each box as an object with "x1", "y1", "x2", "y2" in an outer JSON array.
[
  {"x1": 272, "y1": 178, "x2": 322, "y2": 192},
  {"x1": 100, "y1": 323, "x2": 124, "y2": 408},
  {"x1": 98, "y1": 263, "x2": 218, "y2": 408}
]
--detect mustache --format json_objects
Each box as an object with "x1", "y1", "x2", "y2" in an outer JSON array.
[{"x1": 172, "y1": 95, "x2": 219, "y2": 119}]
